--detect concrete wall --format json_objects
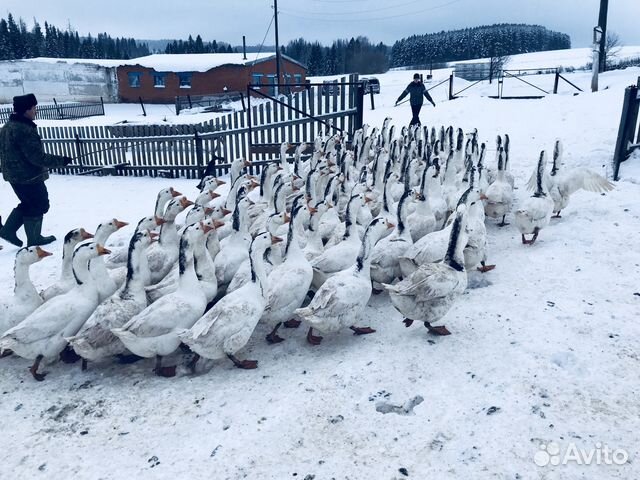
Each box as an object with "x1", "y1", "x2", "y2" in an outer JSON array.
[{"x1": 0, "y1": 61, "x2": 118, "y2": 104}]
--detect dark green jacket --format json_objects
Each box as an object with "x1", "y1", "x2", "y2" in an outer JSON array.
[
  {"x1": 0, "y1": 114, "x2": 67, "y2": 184},
  {"x1": 397, "y1": 81, "x2": 435, "y2": 107}
]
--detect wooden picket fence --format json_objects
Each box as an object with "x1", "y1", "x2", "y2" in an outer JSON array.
[
  {"x1": 0, "y1": 100, "x2": 105, "y2": 124},
  {"x1": 41, "y1": 76, "x2": 360, "y2": 179}
]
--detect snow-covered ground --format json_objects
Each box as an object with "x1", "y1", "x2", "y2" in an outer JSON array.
[{"x1": 1, "y1": 50, "x2": 640, "y2": 479}]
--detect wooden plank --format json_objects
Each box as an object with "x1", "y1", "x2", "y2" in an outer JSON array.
[
  {"x1": 258, "y1": 104, "x2": 266, "y2": 168},
  {"x1": 233, "y1": 112, "x2": 241, "y2": 162},
  {"x1": 265, "y1": 103, "x2": 273, "y2": 163}
]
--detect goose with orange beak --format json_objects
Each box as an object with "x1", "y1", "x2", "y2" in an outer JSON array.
[
  {"x1": 0, "y1": 246, "x2": 54, "y2": 343},
  {"x1": 68, "y1": 230, "x2": 156, "y2": 369},
  {"x1": 180, "y1": 232, "x2": 282, "y2": 371},
  {"x1": 0, "y1": 242, "x2": 111, "y2": 381}
]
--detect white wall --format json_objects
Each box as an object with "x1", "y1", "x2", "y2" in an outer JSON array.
[{"x1": 0, "y1": 60, "x2": 118, "y2": 104}]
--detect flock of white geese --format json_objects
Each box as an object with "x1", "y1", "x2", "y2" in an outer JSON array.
[{"x1": 0, "y1": 120, "x2": 614, "y2": 381}]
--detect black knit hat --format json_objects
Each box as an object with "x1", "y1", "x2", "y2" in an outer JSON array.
[
  {"x1": 13, "y1": 93, "x2": 38, "y2": 114},
  {"x1": 413, "y1": 73, "x2": 421, "y2": 80}
]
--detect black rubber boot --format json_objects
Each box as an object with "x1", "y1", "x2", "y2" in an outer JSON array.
[
  {"x1": 24, "y1": 216, "x2": 56, "y2": 247},
  {"x1": 0, "y1": 208, "x2": 24, "y2": 247}
]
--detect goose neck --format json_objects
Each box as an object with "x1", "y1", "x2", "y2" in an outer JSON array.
[{"x1": 14, "y1": 261, "x2": 38, "y2": 299}]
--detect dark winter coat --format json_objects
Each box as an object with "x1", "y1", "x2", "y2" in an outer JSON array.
[
  {"x1": 0, "y1": 114, "x2": 68, "y2": 185},
  {"x1": 397, "y1": 81, "x2": 435, "y2": 107}
]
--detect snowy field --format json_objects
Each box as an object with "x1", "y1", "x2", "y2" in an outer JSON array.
[{"x1": 1, "y1": 50, "x2": 640, "y2": 479}]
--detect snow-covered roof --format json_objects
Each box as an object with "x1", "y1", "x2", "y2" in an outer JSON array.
[{"x1": 21, "y1": 52, "x2": 307, "y2": 72}]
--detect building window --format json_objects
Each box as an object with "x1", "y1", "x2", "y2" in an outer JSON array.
[
  {"x1": 251, "y1": 73, "x2": 264, "y2": 88},
  {"x1": 178, "y1": 73, "x2": 192, "y2": 88},
  {"x1": 128, "y1": 72, "x2": 141, "y2": 88},
  {"x1": 153, "y1": 73, "x2": 166, "y2": 88},
  {"x1": 294, "y1": 74, "x2": 302, "y2": 84}
]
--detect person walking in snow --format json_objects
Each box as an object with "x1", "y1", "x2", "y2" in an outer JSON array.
[
  {"x1": 0, "y1": 93, "x2": 72, "y2": 247},
  {"x1": 395, "y1": 73, "x2": 436, "y2": 126}
]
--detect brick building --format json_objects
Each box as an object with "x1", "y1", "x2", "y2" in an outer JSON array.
[
  {"x1": 0, "y1": 53, "x2": 307, "y2": 104},
  {"x1": 116, "y1": 53, "x2": 307, "y2": 103}
]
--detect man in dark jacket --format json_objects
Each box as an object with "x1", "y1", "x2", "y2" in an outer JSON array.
[
  {"x1": 395, "y1": 73, "x2": 436, "y2": 126},
  {"x1": 0, "y1": 93, "x2": 72, "y2": 247}
]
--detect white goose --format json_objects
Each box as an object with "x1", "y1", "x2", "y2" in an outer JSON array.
[
  {"x1": 112, "y1": 224, "x2": 208, "y2": 377},
  {"x1": 0, "y1": 242, "x2": 110, "y2": 381},
  {"x1": 310, "y1": 193, "x2": 366, "y2": 291},
  {"x1": 67, "y1": 230, "x2": 155, "y2": 368},
  {"x1": 104, "y1": 215, "x2": 164, "y2": 269},
  {"x1": 261, "y1": 200, "x2": 313, "y2": 343},
  {"x1": 90, "y1": 218, "x2": 129, "y2": 302},
  {"x1": 370, "y1": 190, "x2": 412, "y2": 288},
  {"x1": 179, "y1": 232, "x2": 281, "y2": 371},
  {"x1": 0, "y1": 246, "x2": 53, "y2": 341},
  {"x1": 296, "y1": 217, "x2": 393, "y2": 345},
  {"x1": 484, "y1": 147, "x2": 513, "y2": 226},
  {"x1": 408, "y1": 166, "x2": 437, "y2": 242},
  {"x1": 515, "y1": 151, "x2": 555, "y2": 245},
  {"x1": 147, "y1": 196, "x2": 194, "y2": 285},
  {"x1": 528, "y1": 139, "x2": 614, "y2": 218},
  {"x1": 384, "y1": 205, "x2": 469, "y2": 336},
  {"x1": 40, "y1": 228, "x2": 94, "y2": 301}
]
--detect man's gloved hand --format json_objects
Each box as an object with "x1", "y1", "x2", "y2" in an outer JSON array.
[{"x1": 62, "y1": 156, "x2": 73, "y2": 166}]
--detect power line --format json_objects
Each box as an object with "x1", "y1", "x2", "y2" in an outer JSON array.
[
  {"x1": 284, "y1": 0, "x2": 428, "y2": 16},
  {"x1": 280, "y1": 0, "x2": 465, "y2": 22}
]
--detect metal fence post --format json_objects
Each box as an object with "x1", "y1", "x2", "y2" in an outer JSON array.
[
  {"x1": 138, "y1": 97, "x2": 146, "y2": 117},
  {"x1": 448, "y1": 74, "x2": 454, "y2": 100},
  {"x1": 369, "y1": 89, "x2": 375, "y2": 110},
  {"x1": 354, "y1": 83, "x2": 364, "y2": 131},
  {"x1": 100, "y1": 96, "x2": 105, "y2": 116},
  {"x1": 612, "y1": 85, "x2": 639, "y2": 180},
  {"x1": 553, "y1": 70, "x2": 560, "y2": 94}
]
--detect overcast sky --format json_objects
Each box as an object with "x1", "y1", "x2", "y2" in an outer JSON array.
[{"x1": 3, "y1": 0, "x2": 639, "y2": 49}]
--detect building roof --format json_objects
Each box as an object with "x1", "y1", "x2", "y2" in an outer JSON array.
[{"x1": 22, "y1": 53, "x2": 307, "y2": 72}]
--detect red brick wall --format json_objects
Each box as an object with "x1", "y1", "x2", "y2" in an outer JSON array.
[{"x1": 117, "y1": 58, "x2": 306, "y2": 103}]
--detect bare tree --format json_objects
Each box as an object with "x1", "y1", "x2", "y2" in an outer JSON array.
[
  {"x1": 489, "y1": 54, "x2": 510, "y2": 84},
  {"x1": 604, "y1": 31, "x2": 622, "y2": 71}
]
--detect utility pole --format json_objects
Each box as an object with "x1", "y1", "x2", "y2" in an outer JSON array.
[
  {"x1": 597, "y1": 0, "x2": 609, "y2": 72},
  {"x1": 274, "y1": 0, "x2": 282, "y2": 96}
]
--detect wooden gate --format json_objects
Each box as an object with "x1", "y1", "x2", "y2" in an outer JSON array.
[{"x1": 41, "y1": 75, "x2": 362, "y2": 179}]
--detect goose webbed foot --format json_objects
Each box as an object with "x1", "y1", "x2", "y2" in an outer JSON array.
[
  {"x1": 283, "y1": 319, "x2": 301, "y2": 329},
  {"x1": 521, "y1": 234, "x2": 534, "y2": 245},
  {"x1": 30, "y1": 355, "x2": 47, "y2": 382},
  {"x1": 59, "y1": 345, "x2": 81, "y2": 364},
  {"x1": 187, "y1": 354, "x2": 200, "y2": 374},
  {"x1": 477, "y1": 262, "x2": 496, "y2": 273},
  {"x1": 498, "y1": 216, "x2": 509, "y2": 227},
  {"x1": 0, "y1": 349, "x2": 13, "y2": 358},
  {"x1": 154, "y1": 356, "x2": 176, "y2": 377},
  {"x1": 306, "y1": 327, "x2": 323, "y2": 345},
  {"x1": 372, "y1": 288, "x2": 384, "y2": 295},
  {"x1": 266, "y1": 323, "x2": 285, "y2": 344},
  {"x1": 350, "y1": 326, "x2": 376, "y2": 335},
  {"x1": 116, "y1": 353, "x2": 145, "y2": 364},
  {"x1": 424, "y1": 322, "x2": 451, "y2": 336},
  {"x1": 552, "y1": 211, "x2": 561, "y2": 218},
  {"x1": 403, "y1": 319, "x2": 414, "y2": 328},
  {"x1": 227, "y1": 354, "x2": 258, "y2": 369}
]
